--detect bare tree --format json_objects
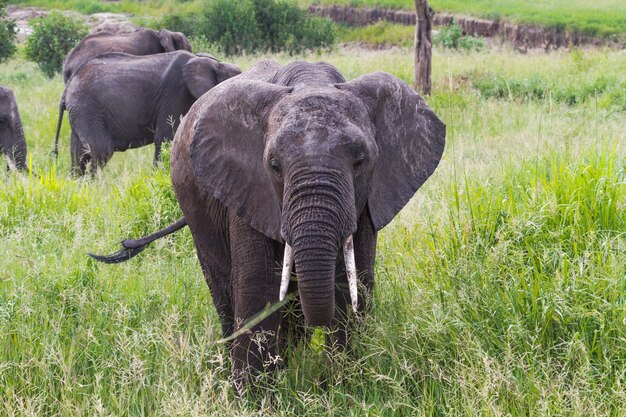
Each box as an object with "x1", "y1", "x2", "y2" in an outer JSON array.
[{"x1": 414, "y1": 0, "x2": 433, "y2": 95}]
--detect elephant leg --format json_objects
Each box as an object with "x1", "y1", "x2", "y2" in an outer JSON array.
[
  {"x1": 70, "y1": 117, "x2": 114, "y2": 175},
  {"x1": 87, "y1": 138, "x2": 114, "y2": 175},
  {"x1": 175, "y1": 183, "x2": 234, "y2": 337},
  {"x1": 328, "y1": 209, "x2": 377, "y2": 350},
  {"x1": 280, "y1": 294, "x2": 309, "y2": 352},
  {"x1": 153, "y1": 117, "x2": 176, "y2": 166},
  {"x1": 228, "y1": 213, "x2": 282, "y2": 395},
  {"x1": 70, "y1": 131, "x2": 90, "y2": 176}
]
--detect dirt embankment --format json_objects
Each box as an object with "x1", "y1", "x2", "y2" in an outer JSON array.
[
  {"x1": 7, "y1": 6, "x2": 137, "y2": 41},
  {"x1": 309, "y1": 5, "x2": 624, "y2": 50}
]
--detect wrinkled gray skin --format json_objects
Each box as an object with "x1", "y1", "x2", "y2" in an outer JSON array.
[
  {"x1": 170, "y1": 60, "x2": 446, "y2": 392},
  {"x1": 0, "y1": 86, "x2": 28, "y2": 172},
  {"x1": 54, "y1": 28, "x2": 193, "y2": 157},
  {"x1": 62, "y1": 28, "x2": 192, "y2": 83},
  {"x1": 63, "y1": 50, "x2": 241, "y2": 175}
]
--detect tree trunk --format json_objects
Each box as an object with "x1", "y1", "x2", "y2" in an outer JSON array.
[{"x1": 414, "y1": 0, "x2": 433, "y2": 95}]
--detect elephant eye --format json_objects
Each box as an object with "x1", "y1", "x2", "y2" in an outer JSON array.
[
  {"x1": 353, "y1": 153, "x2": 366, "y2": 171},
  {"x1": 0, "y1": 119, "x2": 7, "y2": 129},
  {"x1": 269, "y1": 157, "x2": 282, "y2": 179}
]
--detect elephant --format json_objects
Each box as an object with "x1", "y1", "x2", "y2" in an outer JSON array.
[
  {"x1": 62, "y1": 28, "x2": 192, "y2": 84},
  {"x1": 62, "y1": 50, "x2": 241, "y2": 175},
  {"x1": 0, "y1": 85, "x2": 28, "y2": 172},
  {"x1": 53, "y1": 28, "x2": 193, "y2": 157},
  {"x1": 90, "y1": 60, "x2": 445, "y2": 392}
]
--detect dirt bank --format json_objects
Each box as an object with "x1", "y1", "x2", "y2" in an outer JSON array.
[
  {"x1": 309, "y1": 5, "x2": 624, "y2": 50},
  {"x1": 7, "y1": 6, "x2": 137, "y2": 41}
]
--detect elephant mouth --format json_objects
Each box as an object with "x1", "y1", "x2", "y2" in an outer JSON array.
[{"x1": 279, "y1": 234, "x2": 359, "y2": 315}]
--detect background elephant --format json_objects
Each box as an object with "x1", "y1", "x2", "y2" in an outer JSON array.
[
  {"x1": 54, "y1": 28, "x2": 193, "y2": 157},
  {"x1": 92, "y1": 60, "x2": 445, "y2": 392},
  {"x1": 62, "y1": 28, "x2": 192, "y2": 83},
  {"x1": 0, "y1": 85, "x2": 28, "y2": 172},
  {"x1": 63, "y1": 50, "x2": 240, "y2": 175}
]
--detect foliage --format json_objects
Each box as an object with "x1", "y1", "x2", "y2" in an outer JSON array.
[
  {"x1": 154, "y1": 10, "x2": 203, "y2": 38},
  {"x1": 154, "y1": 0, "x2": 336, "y2": 55},
  {"x1": 0, "y1": 0, "x2": 16, "y2": 63},
  {"x1": 24, "y1": 12, "x2": 88, "y2": 78},
  {"x1": 434, "y1": 21, "x2": 485, "y2": 50},
  {"x1": 201, "y1": 0, "x2": 261, "y2": 55},
  {"x1": 190, "y1": 0, "x2": 336, "y2": 55}
]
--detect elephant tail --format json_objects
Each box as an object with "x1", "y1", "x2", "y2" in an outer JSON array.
[
  {"x1": 88, "y1": 217, "x2": 188, "y2": 264},
  {"x1": 53, "y1": 94, "x2": 66, "y2": 159}
]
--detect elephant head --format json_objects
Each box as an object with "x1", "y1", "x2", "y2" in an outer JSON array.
[
  {"x1": 183, "y1": 54, "x2": 241, "y2": 99},
  {"x1": 158, "y1": 29, "x2": 192, "y2": 53},
  {"x1": 0, "y1": 86, "x2": 28, "y2": 172},
  {"x1": 188, "y1": 62, "x2": 445, "y2": 326}
]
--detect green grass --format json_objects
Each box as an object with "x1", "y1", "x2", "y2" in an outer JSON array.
[
  {"x1": 336, "y1": 21, "x2": 414, "y2": 47},
  {"x1": 307, "y1": 0, "x2": 626, "y2": 37},
  {"x1": 10, "y1": 0, "x2": 203, "y2": 18},
  {"x1": 1, "y1": 45, "x2": 625, "y2": 415}
]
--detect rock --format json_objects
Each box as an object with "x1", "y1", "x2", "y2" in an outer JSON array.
[{"x1": 6, "y1": 6, "x2": 137, "y2": 42}]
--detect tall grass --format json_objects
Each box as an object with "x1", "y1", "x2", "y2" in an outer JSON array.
[{"x1": 0, "y1": 45, "x2": 624, "y2": 415}]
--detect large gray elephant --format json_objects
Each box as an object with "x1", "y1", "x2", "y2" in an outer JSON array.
[
  {"x1": 0, "y1": 85, "x2": 28, "y2": 172},
  {"x1": 53, "y1": 28, "x2": 193, "y2": 157},
  {"x1": 63, "y1": 50, "x2": 240, "y2": 175},
  {"x1": 62, "y1": 28, "x2": 192, "y2": 83},
  {"x1": 91, "y1": 60, "x2": 445, "y2": 392}
]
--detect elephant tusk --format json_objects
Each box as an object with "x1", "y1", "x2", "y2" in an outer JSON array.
[
  {"x1": 343, "y1": 235, "x2": 359, "y2": 312},
  {"x1": 279, "y1": 243, "x2": 294, "y2": 301}
]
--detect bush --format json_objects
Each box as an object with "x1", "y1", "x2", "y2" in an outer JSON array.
[
  {"x1": 435, "y1": 21, "x2": 485, "y2": 51},
  {"x1": 25, "y1": 12, "x2": 88, "y2": 78},
  {"x1": 250, "y1": 0, "x2": 335, "y2": 54},
  {"x1": 203, "y1": 0, "x2": 261, "y2": 56},
  {"x1": 156, "y1": 11, "x2": 203, "y2": 39},
  {"x1": 0, "y1": 0, "x2": 16, "y2": 62},
  {"x1": 173, "y1": 0, "x2": 335, "y2": 56}
]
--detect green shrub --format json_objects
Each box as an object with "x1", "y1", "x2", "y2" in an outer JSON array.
[
  {"x1": 251, "y1": 0, "x2": 335, "y2": 53},
  {"x1": 435, "y1": 21, "x2": 485, "y2": 51},
  {"x1": 156, "y1": 11, "x2": 203, "y2": 38},
  {"x1": 198, "y1": 0, "x2": 335, "y2": 56},
  {"x1": 202, "y1": 0, "x2": 261, "y2": 56},
  {"x1": 25, "y1": 12, "x2": 88, "y2": 78},
  {"x1": 0, "y1": 0, "x2": 16, "y2": 62}
]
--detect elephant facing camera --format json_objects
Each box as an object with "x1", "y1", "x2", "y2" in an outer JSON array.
[{"x1": 91, "y1": 59, "x2": 445, "y2": 395}]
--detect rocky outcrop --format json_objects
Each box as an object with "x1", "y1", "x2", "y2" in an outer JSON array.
[
  {"x1": 6, "y1": 6, "x2": 137, "y2": 41},
  {"x1": 310, "y1": 4, "x2": 416, "y2": 26},
  {"x1": 308, "y1": 5, "x2": 624, "y2": 49}
]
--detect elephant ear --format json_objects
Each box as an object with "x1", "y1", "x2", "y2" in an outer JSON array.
[
  {"x1": 159, "y1": 29, "x2": 179, "y2": 52},
  {"x1": 189, "y1": 80, "x2": 292, "y2": 241},
  {"x1": 336, "y1": 72, "x2": 446, "y2": 231},
  {"x1": 183, "y1": 57, "x2": 219, "y2": 99},
  {"x1": 173, "y1": 32, "x2": 193, "y2": 52}
]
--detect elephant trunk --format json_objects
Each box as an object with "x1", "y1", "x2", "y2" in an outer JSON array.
[{"x1": 282, "y1": 169, "x2": 356, "y2": 326}]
